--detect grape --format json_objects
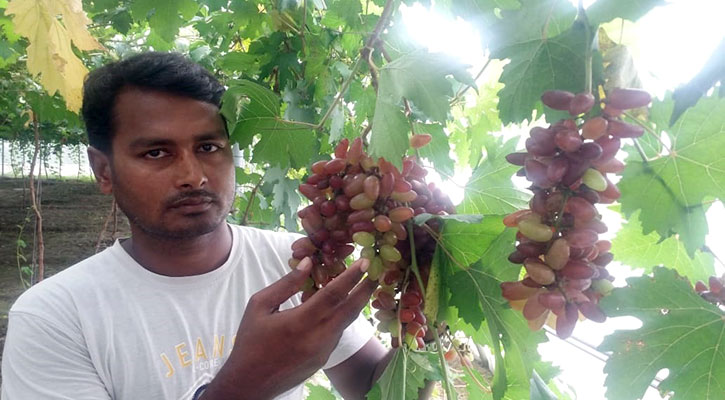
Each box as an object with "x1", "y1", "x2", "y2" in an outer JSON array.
[
  {"x1": 299, "y1": 184, "x2": 322, "y2": 201},
  {"x1": 325, "y1": 158, "x2": 346, "y2": 174},
  {"x1": 569, "y1": 92, "x2": 595, "y2": 115},
  {"x1": 546, "y1": 156, "x2": 569, "y2": 183},
  {"x1": 607, "y1": 88, "x2": 652, "y2": 110},
  {"x1": 524, "y1": 258, "x2": 555, "y2": 285},
  {"x1": 545, "y1": 238, "x2": 570, "y2": 270},
  {"x1": 504, "y1": 209, "x2": 532, "y2": 227},
  {"x1": 555, "y1": 303, "x2": 578, "y2": 339},
  {"x1": 555, "y1": 129, "x2": 583, "y2": 153},
  {"x1": 363, "y1": 175, "x2": 380, "y2": 200},
  {"x1": 607, "y1": 119, "x2": 644, "y2": 138},
  {"x1": 538, "y1": 291, "x2": 565, "y2": 309},
  {"x1": 348, "y1": 137, "x2": 363, "y2": 164},
  {"x1": 391, "y1": 190, "x2": 417, "y2": 203},
  {"x1": 566, "y1": 229, "x2": 598, "y2": 248},
  {"x1": 399, "y1": 308, "x2": 416, "y2": 323},
  {"x1": 373, "y1": 215, "x2": 392, "y2": 232},
  {"x1": 380, "y1": 244, "x2": 402, "y2": 262},
  {"x1": 577, "y1": 142, "x2": 603, "y2": 160},
  {"x1": 401, "y1": 291, "x2": 422, "y2": 307},
  {"x1": 343, "y1": 173, "x2": 365, "y2": 197},
  {"x1": 506, "y1": 152, "x2": 528, "y2": 166},
  {"x1": 582, "y1": 116, "x2": 608, "y2": 140},
  {"x1": 593, "y1": 136, "x2": 621, "y2": 165},
  {"x1": 410, "y1": 133, "x2": 432, "y2": 148},
  {"x1": 578, "y1": 301, "x2": 606, "y2": 323},
  {"x1": 566, "y1": 196, "x2": 597, "y2": 221},
  {"x1": 695, "y1": 280, "x2": 708, "y2": 293},
  {"x1": 561, "y1": 259, "x2": 595, "y2": 279},
  {"x1": 518, "y1": 219, "x2": 553, "y2": 242},
  {"x1": 523, "y1": 293, "x2": 548, "y2": 320},
  {"x1": 348, "y1": 208, "x2": 376, "y2": 224},
  {"x1": 582, "y1": 168, "x2": 607, "y2": 191},
  {"x1": 334, "y1": 138, "x2": 349, "y2": 159},
  {"x1": 501, "y1": 281, "x2": 540, "y2": 300},
  {"x1": 350, "y1": 193, "x2": 376, "y2": 210},
  {"x1": 389, "y1": 206, "x2": 414, "y2": 223},
  {"x1": 592, "y1": 279, "x2": 614, "y2": 296},
  {"x1": 393, "y1": 179, "x2": 412, "y2": 193},
  {"x1": 541, "y1": 90, "x2": 574, "y2": 110},
  {"x1": 353, "y1": 231, "x2": 375, "y2": 247}
]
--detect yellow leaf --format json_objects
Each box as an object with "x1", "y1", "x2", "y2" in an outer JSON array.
[{"x1": 5, "y1": 0, "x2": 103, "y2": 112}]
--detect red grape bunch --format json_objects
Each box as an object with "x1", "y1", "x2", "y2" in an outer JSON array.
[
  {"x1": 695, "y1": 275, "x2": 725, "y2": 307},
  {"x1": 500, "y1": 88, "x2": 652, "y2": 338},
  {"x1": 289, "y1": 135, "x2": 456, "y2": 349}
]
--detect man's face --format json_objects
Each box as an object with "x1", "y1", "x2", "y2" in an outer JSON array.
[{"x1": 98, "y1": 88, "x2": 235, "y2": 240}]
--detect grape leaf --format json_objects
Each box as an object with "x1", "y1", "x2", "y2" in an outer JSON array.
[
  {"x1": 439, "y1": 216, "x2": 507, "y2": 268},
  {"x1": 459, "y1": 136, "x2": 530, "y2": 215},
  {"x1": 446, "y1": 225, "x2": 551, "y2": 399},
  {"x1": 130, "y1": 0, "x2": 198, "y2": 43},
  {"x1": 222, "y1": 80, "x2": 319, "y2": 169},
  {"x1": 487, "y1": 0, "x2": 575, "y2": 55},
  {"x1": 265, "y1": 167, "x2": 302, "y2": 232},
  {"x1": 5, "y1": 0, "x2": 103, "y2": 112},
  {"x1": 370, "y1": 51, "x2": 474, "y2": 169},
  {"x1": 599, "y1": 267, "x2": 725, "y2": 400},
  {"x1": 413, "y1": 213, "x2": 483, "y2": 225},
  {"x1": 366, "y1": 349, "x2": 440, "y2": 400},
  {"x1": 530, "y1": 370, "x2": 558, "y2": 400},
  {"x1": 619, "y1": 95, "x2": 725, "y2": 255},
  {"x1": 495, "y1": 20, "x2": 593, "y2": 125},
  {"x1": 306, "y1": 384, "x2": 336, "y2": 400},
  {"x1": 612, "y1": 210, "x2": 714, "y2": 283},
  {"x1": 412, "y1": 122, "x2": 455, "y2": 178},
  {"x1": 586, "y1": 0, "x2": 666, "y2": 26}
]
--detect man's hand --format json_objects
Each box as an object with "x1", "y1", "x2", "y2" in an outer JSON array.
[{"x1": 201, "y1": 257, "x2": 377, "y2": 400}]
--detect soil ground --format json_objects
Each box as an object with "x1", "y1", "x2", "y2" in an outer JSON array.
[{"x1": 0, "y1": 177, "x2": 130, "y2": 378}]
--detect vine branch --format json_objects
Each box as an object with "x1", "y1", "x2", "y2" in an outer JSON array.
[
  {"x1": 28, "y1": 112, "x2": 44, "y2": 283},
  {"x1": 315, "y1": 0, "x2": 398, "y2": 131},
  {"x1": 241, "y1": 175, "x2": 265, "y2": 226}
]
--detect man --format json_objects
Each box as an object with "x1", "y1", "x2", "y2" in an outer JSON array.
[{"x1": 1, "y1": 52, "x2": 391, "y2": 399}]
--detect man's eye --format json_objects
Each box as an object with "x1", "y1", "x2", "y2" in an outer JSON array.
[
  {"x1": 145, "y1": 149, "x2": 169, "y2": 159},
  {"x1": 200, "y1": 143, "x2": 220, "y2": 153}
]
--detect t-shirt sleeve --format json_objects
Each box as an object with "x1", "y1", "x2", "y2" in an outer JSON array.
[
  {"x1": 321, "y1": 313, "x2": 376, "y2": 370},
  {"x1": 1, "y1": 312, "x2": 112, "y2": 400}
]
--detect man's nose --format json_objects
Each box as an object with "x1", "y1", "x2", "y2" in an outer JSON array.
[{"x1": 174, "y1": 151, "x2": 208, "y2": 189}]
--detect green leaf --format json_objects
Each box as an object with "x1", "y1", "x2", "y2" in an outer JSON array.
[
  {"x1": 130, "y1": 0, "x2": 199, "y2": 43},
  {"x1": 599, "y1": 267, "x2": 725, "y2": 400},
  {"x1": 413, "y1": 213, "x2": 483, "y2": 225},
  {"x1": 265, "y1": 167, "x2": 302, "y2": 232},
  {"x1": 619, "y1": 95, "x2": 725, "y2": 255},
  {"x1": 439, "y1": 216, "x2": 506, "y2": 268},
  {"x1": 530, "y1": 370, "x2": 558, "y2": 400},
  {"x1": 412, "y1": 122, "x2": 455, "y2": 177},
  {"x1": 495, "y1": 20, "x2": 594, "y2": 124},
  {"x1": 366, "y1": 349, "x2": 439, "y2": 400},
  {"x1": 612, "y1": 210, "x2": 714, "y2": 283},
  {"x1": 586, "y1": 0, "x2": 666, "y2": 26},
  {"x1": 459, "y1": 137, "x2": 530, "y2": 215},
  {"x1": 305, "y1": 384, "x2": 336, "y2": 400},
  {"x1": 488, "y1": 0, "x2": 575, "y2": 55},
  {"x1": 222, "y1": 80, "x2": 319, "y2": 169},
  {"x1": 446, "y1": 225, "x2": 551, "y2": 399},
  {"x1": 370, "y1": 51, "x2": 473, "y2": 168}
]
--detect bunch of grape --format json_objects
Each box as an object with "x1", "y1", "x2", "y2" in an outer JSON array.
[
  {"x1": 500, "y1": 88, "x2": 652, "y2": 338},
  {"x1": 290, "y1": 135, "x2": 455, "y2": 349},
  {"x1": 695, "y1": 275, "x2": 725, "y2": 307}
]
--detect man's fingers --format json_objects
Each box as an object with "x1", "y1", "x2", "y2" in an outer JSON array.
[
  {"x1": 336, "y1": 277, "x2": 378, "y2": 327},
  {"x1": 251, "y1": 257, "x2": 312, "y2": 312},
  {"x1": 309, "y1": 258, "x2": 370, "y2": 309}
]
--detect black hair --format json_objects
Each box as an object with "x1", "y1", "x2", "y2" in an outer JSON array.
[{"x1": 81, "y1": 52, "x2": 225, "y2": 153}]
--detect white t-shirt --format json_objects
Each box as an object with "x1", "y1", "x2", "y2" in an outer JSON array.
[{"x1": 1, "y1": 224, "x2": 374, "y2": 400}]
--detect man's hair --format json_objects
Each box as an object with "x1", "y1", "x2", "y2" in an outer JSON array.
[{"x1": 81, "y1": 52, "x2": 225, "y2": 153}]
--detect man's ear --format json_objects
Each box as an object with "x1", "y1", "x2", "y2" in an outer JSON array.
[{"x1": 87, "y1": 146, "x2": 113, "y2": 195}]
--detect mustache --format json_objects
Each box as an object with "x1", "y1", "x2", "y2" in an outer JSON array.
[{"x1": 166, "y1": 190, "x2": 219, "y2": 207}]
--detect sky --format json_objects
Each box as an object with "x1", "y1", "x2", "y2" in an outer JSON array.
[{"x1": 400, "y1": 1, "x2": 725, "y2": 399}]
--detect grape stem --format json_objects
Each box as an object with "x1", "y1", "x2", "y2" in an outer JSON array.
[
  {"x1": 623, "y1": 111, "x2": 675, "y2": 156},
  {"x1": 406, "y1": 220, "x2": 427, "y2": 299},
  {"x1": 444, "y1": 331, "x2": 492, "y2": 393},
  {"x1": 432, "y1": 323, "x2": 456, "y2": 400},
  {"x1": 241, "y1": 174, "x2": 265, "y2": 226},
  {"x1": 576, "y1": 0, "x2": 593, "y2": 95},
  {"x1": 316, "y1": 0, "x2": 398, "y2": 130},
  {"x1": 451, "y1": 57, "x2": 492, "y2": 105}
]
